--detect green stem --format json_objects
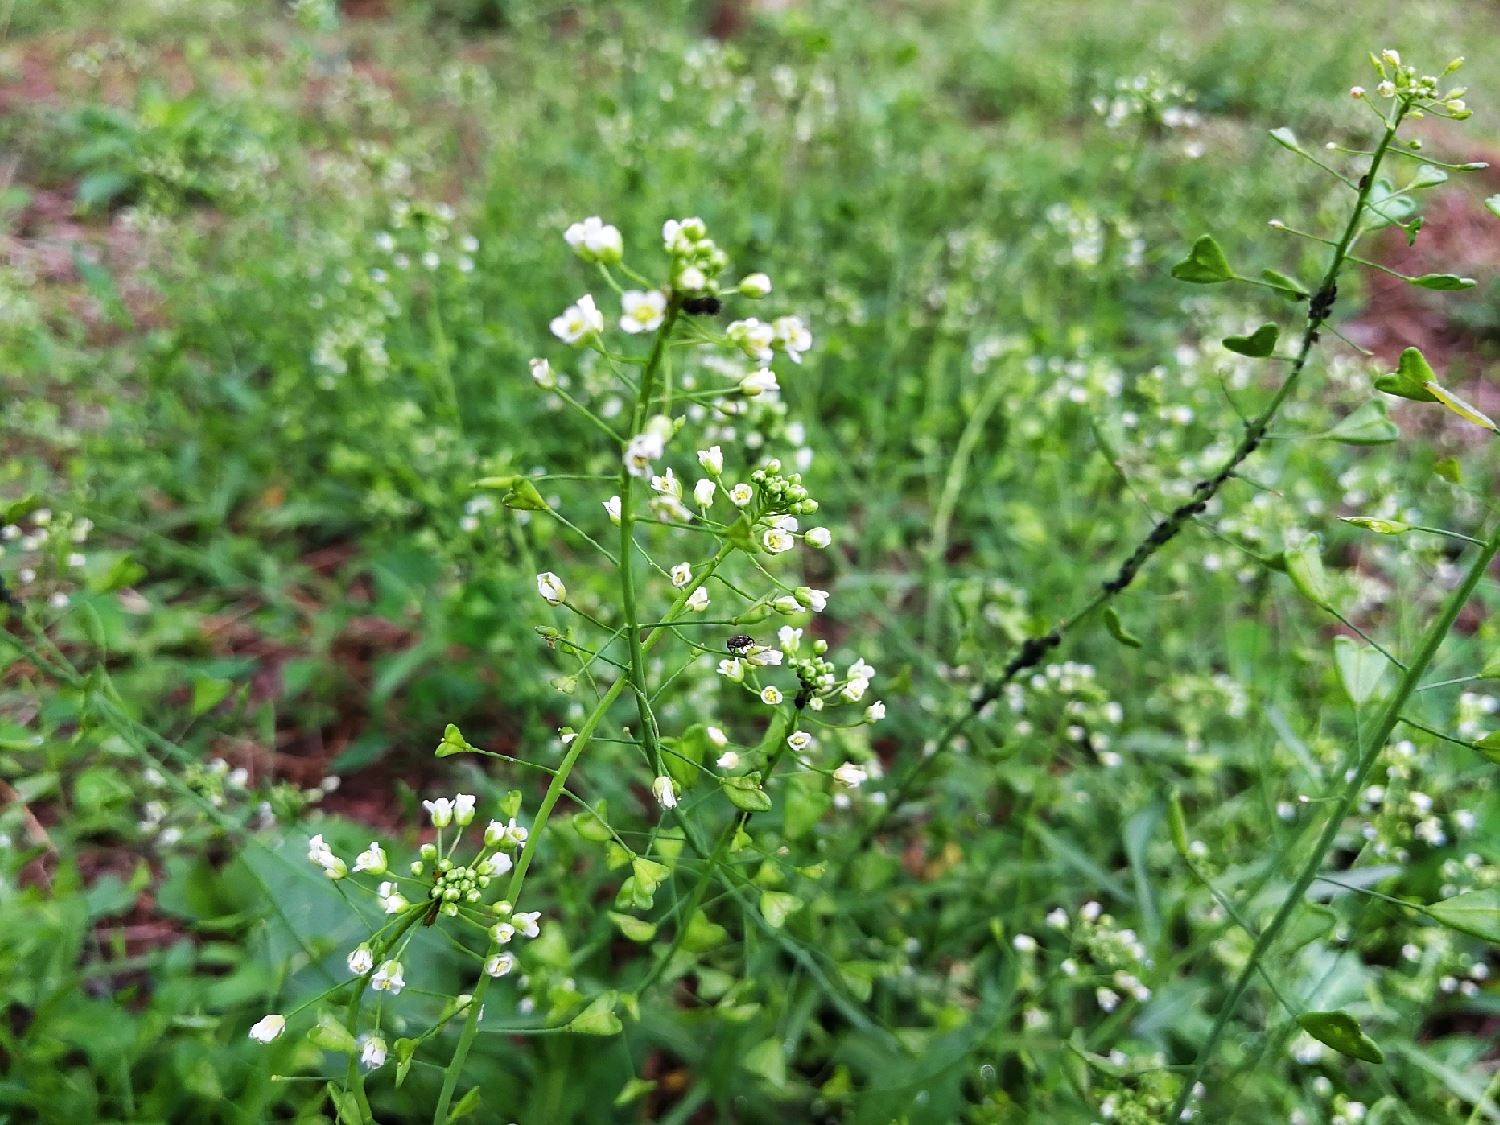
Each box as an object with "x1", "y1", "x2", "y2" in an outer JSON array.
[
  {"x1": 1167, "y1": 512, "x2": 1500, "y2": 1120},
  {"x1": 859, "y1": 107, "x2": 1407, "y2": 849}
]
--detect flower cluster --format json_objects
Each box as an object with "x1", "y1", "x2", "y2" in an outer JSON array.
[
  {"x1": 250, "y1": 792, "x2": 542, "y2": 1069},
  {"x1": 1354, "y1": 50, "x2": 1469, "y2": 117}
]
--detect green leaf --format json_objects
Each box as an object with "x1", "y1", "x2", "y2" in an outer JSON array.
[
  {"x1": 613, "y1": 1078, "x2": 656, "y2": 1108},
  {"x1": 1409, "y1": 273, "x2": 1476, "y2": 291},
  {"x1": 1261, "y1": 268, "x2": 1309, "y2": 299},
  {"x1": 501, "y1": 478, "x2": 549, "y2": 511},
  {"x1": 1284, "y1": 534, "x2": 1332, "y2": 610},
  {"x1": 1297, "y1": 1011, "x2": 1385, "y2": 1064},
  {"x1": 1334, "y1": 636, "x2": 1389, "y2": 705},
  {"x1": 664, "y1": 724, "x2": 710, "y2": 790},
  {"x1": 1340, "y1": 516, "x2": 1412, "y2": 535},
  {"x1": 1486, "y1": 194, "x2": 1500, "y2": 219},
  {"x1": 1102, "y1": 605, "x2": 1142, "y2": 649},
  {"x1": 759, "y1": 890, "x2": 803, "y2": 929},
  {"x1": 1170, "y1": 235, "x2": 1234, "y2": 283},
  {"x1": 1222, "y1": 323, "x2": 1279, "y2": 357},
  {"x1": 1426, "y1": 888, "x2": 1500, "y2": 942},
  {"x1": 722, "y1": 772, "x2": 773, "y2": 812},
  {"x1": 1325, "y1": 400, "x2": 1399, "y2": 445},
  {"x1": 1363, "y1": 177, "x2": 1416, "y2": 231},
  {"x1": 1471, "y1": 731, "x2": 1500, "y2": 765},
  {"x1": 1433, "y1": 456, "x2": 1462, "y2": 483},
  {"x1": 394, "y1": 1038, "x2": 417, "y2": 1087},
  {"x1": 782, "y1": 772, "x2": 831, "y2": 839},
  {"x1": 1425, "y1": 381, "x2": 1498, "y2": 433},
  {"x1": 1374, "y1": 347, "x2": 1439, "y2": 402},
  {"x1": 565, "y1": 993, "x2": 623, "y2": 1036}
]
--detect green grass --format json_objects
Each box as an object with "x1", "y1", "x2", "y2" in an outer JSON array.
[{"x1": 1, "y1": 1, "x2": 1498, "y2": 1121}]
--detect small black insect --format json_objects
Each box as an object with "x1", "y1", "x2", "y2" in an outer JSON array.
[
  {"x1": 682, "y1": 294, "x2": 722, "y2": 316},
  {"x1": 726, "y1": 634, "x2": 755, "y2": 654}
]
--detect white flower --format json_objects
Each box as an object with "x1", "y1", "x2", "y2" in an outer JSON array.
[
  {"x1": 625, "y1": 430, "x2": 665, "y2": 478},
  {"x1": 866, "y1": 700, "x2": 886, "y2": 722},
  {"x1": 805, "y1": 527, "x2": 831, "y2": 549},
  {"x1": 706, "y1": 726, "x2": 728, "y2": 748},
  {"x1": 307, "y1": 834, "x2": 347, "y2": 879},
  {"x1": 772, "y1": 316, "x2": 812, "y2": 363},
  {"x1": 492, "y1": 921, "x2": 516, "y2": 944},
  {"x1": 423, "y1": 797, "x2": 455, "y2": 828},
  {"x1": 249, "y1": 1014, "x2": 286, "y2": 1043},
  {"x1": 621, "y1": 289, "x2": 667, "y2": 334},
  {"x1": 718, "y1": 657, "x2": 744, "y2": 682},
  {"x1": 348, "y1": 945, "x2": 375, "y2": 975},
  {"x1": 799, "y1": 587, "x2": 829, "y2": 612},
  {"x1": 740, "y1": 368, "x2": 779, "y2": 397},
  {"x1": 550, "y1": 294, "x2": 605, "y2": 345},
  {"x1": 651, "y1": 466, "x2": 682, "y2": 498},
  {"x1": 477, "y1": 852, "x2": 513, "y2": 878},
  {"x1": 513, "y1": 911, "x2": 542, "y2": 938},
  {"x1": 490, "y1": 817, "x2": 528, "y2": 847},
  {"x1": 693, "y1": 477, "x2": 716, "y2": 507},
  {"x1": 603, "y1": 495, "x2": 622, "y2": 524},
  {"x1": 778, "y1": 626, "x2": 802, "y2": 653},
  {"x1": 729, "y1": 483, "x2": 754, "y2": 507},
  {"x1": 1095, "y1": 986, "x2": 1120, "y2": 1012},
  {"x1": 1377, "y1": 80, "x2": 1396, "y2": 98},
  {"x1": 371, "y1": 959, "x2": 406, "y2": 994},
  {"x1": 727, "y1": 318, "x2": 774, "y2": 363},
  {"x1": 676, "y1": 265, "x2": 707, "y2": 292},
  {"x1": 671, "y1": 563, "x2": 692, "y2": 588},
  {"x1": 377, "y1": 881, "x2": 408, "y2": 913},
  {"x1": 1381, "y1": 48, "x2": 1400, "y2": 66},
  {"x1": 760, "y1": 686, "x2": 783, "y2": 705},
  {"x1": 530, "y1": 357, "x2": 558, "y2": 389},
  {"x1": 1012, "y1": 933, "x2": 1037, "y2": 952},
  {"x1": 848, "y1": 658, "x2": 876, "y2": 681},
  {"x1": 564, "y1": 216, "x2": 622, "y2": 262},
  {"x1": 746, "y1": 646, "x2": 783, "y2": 667},
  {"x1": 652, "y1": 775, "x2": 679, "y2": 810},
  {"x1": 486, "y1": 952, "x2": 516, "y2": 977},
  {"x1": 686, "y1": 586, "x2": 710, "y2": 612},
  {"x1": 697, "y1": 446, "x2": 724, "y2": 475},
  {"x1": 1045, "y1": 908, "x2": 1069, "y2": 930},
  {"x1": 358, "y1": 1034, "x2": 388, "y2": 1071},
  {"x1": 353, "y1": 842, "x2": 387, "y2": 875},
  {"x1": 536, "y1": 571, "x2": 567, "y2": 605},
  {"x1": 717, "y1": 750, "x2": 740, "y2": 769},
  {"x1": 833, "y1": 761, "x2": 867, "y2": 788},
  {"x1": 738, "y1": 272, "x2": 772, "y2": 298},
  {"x1": 772, "y1": 595, "x2": 801, "y2": 614},
  {"x1": 787, "y1": 730, "x2": 814, "y2": 752},
  {"x1": 663, "y1": 216, "x2": 707, "y2": 253},
  {"x1": 454, "y1": 793, "x2": 476, "y2": 826},
  {"x1": 842, "y1": 677, "x2": 869, "y2": 703},
  {"x1": 762, "y1": 527, "x2": 794, "y2": 554}
]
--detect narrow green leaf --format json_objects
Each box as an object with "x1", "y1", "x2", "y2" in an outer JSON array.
[
  {"x1": 1223, "y1": 323, "x2": 1279, "y2": 357},
  {"x1": 446, "y1": 1086, "x2": 483, "y2": 1121},
  {"x1": 1171, "y1": 235, "x2": 1234, "y2": 283},
  {"x1": 1167, "y1": 791, "x2": 1191, "y2": 859},
  {"x1": 1100, "y1": 605, "x2": 1141, "y2": 649},
  {"x1": 1297, "y1": 1011, "x2": 1385, "y2": 1064},
  {"x1": 1325, "y1": 400, "x2": 1399, "y2": 445},
  {"x1": 1425, "y1": 889, "x2": 1500, "y2": 942}
]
